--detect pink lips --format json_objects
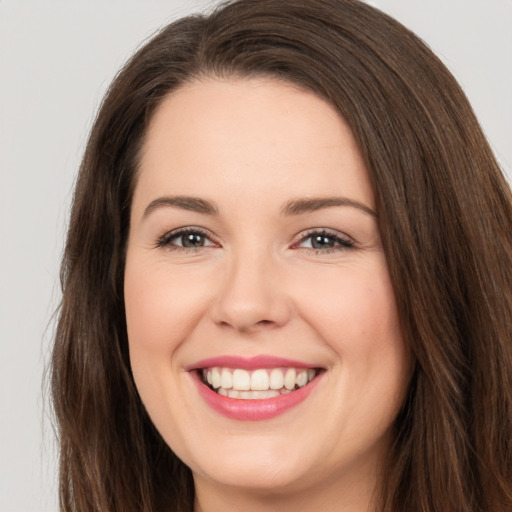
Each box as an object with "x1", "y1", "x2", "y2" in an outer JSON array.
[
  {"x1": 187, "y1": 355, "x2": 317, "y2": 371},
  {"x1": 187, "y1": 355, "x2": 322, "y2": 421}
]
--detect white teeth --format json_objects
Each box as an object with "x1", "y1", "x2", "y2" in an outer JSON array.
[
  {"x1": 232, "y1": 369, "x2": 251, "y2": 390},
  {"x1": 203, "y1": 366, "x2": 318, "y2": 396},
  {"x1": 251, "y1": 369, "x2": 269, "y2": 390},
  {"x1": 284, "y1": 368, "x2": 296, "y2": 390},
  {"x1": 211, "y1": 368, "x2": 221, "y2": 389},
  {"x1": 269, "y1": 368, "x2": 284, "y2": 389},
  {"x1": 296, "y1": 370, "x2": 308, "y2": 388},
  {"x1": 220, "y1": 368, "x2": 232, "y2": 389}
]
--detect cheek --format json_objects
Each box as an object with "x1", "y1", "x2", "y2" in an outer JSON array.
[
  {"x1": 124, "y1": 260, "x2": 210, "y2": 352},
  {"x1": 292, "y1": 258, "x2": 408, "y2": 408},
  {"x1": 123, "y1": 259, "x2": 210, "y2": 446},
  {"x1": 293, "y1": 259, "x2": 401, "y2": 346},
  {"x1": 123, "y1": 258, "x2": 213, "y2": 413}
]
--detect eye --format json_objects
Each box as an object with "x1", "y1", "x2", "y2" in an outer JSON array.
[
  {"x1": 157, "y1": 228, "x2": 217, "y2": 250},
  {"x1": 296, "y1": 230, "x2": 355, "y2": 252}
]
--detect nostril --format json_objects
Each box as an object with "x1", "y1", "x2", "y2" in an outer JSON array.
[{"x1": 217, "y1": 318, "x2": 278, "y2": 333}]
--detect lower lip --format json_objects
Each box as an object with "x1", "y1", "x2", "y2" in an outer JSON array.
[{"x1": 191, "y1": 371, "x2": 321, "y2": 421}]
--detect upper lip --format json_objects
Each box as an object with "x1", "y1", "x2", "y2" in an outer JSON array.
[{"x1": 186, "y1": 355, "x2": 322, "y2": 371}]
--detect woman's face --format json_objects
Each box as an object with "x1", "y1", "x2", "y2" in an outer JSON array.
[{"x1": 125, "y1": 78, "x2": 410, "y2": 502}]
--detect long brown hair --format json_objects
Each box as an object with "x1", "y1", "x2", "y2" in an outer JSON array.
[{"x1": 51, "y1": 1, "x2": 512, "y2": 510}]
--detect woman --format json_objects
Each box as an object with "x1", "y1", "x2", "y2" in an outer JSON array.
[{"x1": 51, "y1": 0, "x2": 512, "y2": 511}]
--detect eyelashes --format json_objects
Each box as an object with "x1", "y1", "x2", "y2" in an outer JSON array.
[
  {"x1": 155, "y1": 227, "x2": 217, "y2": 250},
  {"x1": 294, "y1": 229, "x2": 355, "y2": 252},
  {"x1": 155, "y1": 227, "x2": 355, "y2": 254}
]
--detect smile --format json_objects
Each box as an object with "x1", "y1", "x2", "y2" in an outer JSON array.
[
  {"x1": 188, "y1": 356, "x2": 324, "y2": 421},
  {"x1": 201, "y1": 367, "x2": 317, "y2": 399}
]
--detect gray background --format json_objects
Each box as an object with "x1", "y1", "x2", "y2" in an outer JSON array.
[{"x1": 1, "y1": 1, "x2": 510, "y2": 511}]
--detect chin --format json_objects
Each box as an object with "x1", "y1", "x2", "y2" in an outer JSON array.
[
  {"x1": 177, "y1": 433, "x2": 318, "y2": 493},
  {"x1": 195, "y1": 458, "x2": 314, "y2": 495}
]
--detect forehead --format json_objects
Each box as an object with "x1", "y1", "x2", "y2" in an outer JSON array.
[{"x1": 134, "y1": 77, "x2": 374, "y2": 214}]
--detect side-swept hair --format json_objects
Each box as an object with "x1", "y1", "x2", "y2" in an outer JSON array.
[{"x1": 51, "y1": 1, "x2": 512, "y2": 510}]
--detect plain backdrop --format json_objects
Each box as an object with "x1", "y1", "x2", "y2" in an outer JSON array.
[{"x1": 0, "y1": 1, "x2": 510, "y2": 511}]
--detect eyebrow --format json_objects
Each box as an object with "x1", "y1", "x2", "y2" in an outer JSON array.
[
  {"x1": 143, "y1": 196, "x2": 219, "y2": 218},
  {"x1": 281, "y1": 197, "x2": 377, "y2": 217},
  {"x1": 142, "y1": 195, "x2": 377, "y2": 219}
]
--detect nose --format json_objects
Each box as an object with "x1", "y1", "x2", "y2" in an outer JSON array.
[{"x1": 210, "y1": 250, "x2": 292, "y2": 334}]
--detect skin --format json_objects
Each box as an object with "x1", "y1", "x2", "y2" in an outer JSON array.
[{"x1": 124, "y1": 77, "x2": 411, "y2": 512}]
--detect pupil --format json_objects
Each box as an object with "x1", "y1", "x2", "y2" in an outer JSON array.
[
  {"x1": 183, "y1": 233, "x2": 204, "y2": 247},
  {"x1": 312, "y1": 234, "x2": 334, "y2": 249}
]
